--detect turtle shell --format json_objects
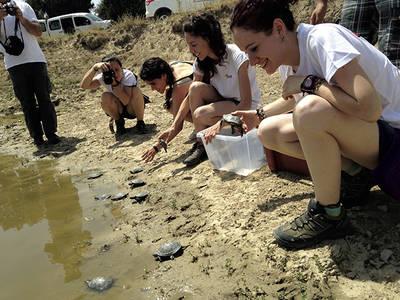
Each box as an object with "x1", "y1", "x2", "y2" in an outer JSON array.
[
  {"x1": 131, "y1": 192, "x2": 148, "y2": 202},
  {"x1": 111, "y1": 192, "x2": 128, "y2": 201},
  {"x1": 85, "y1": 276, "x2": 113, "y2": 291},
  {"x1": 88, "y1": 172, "x2": 103, "y2": 179},
  {"x1": 153, "y1": 242, "x2": 182, "y2": 260},
  {"x1": 129, "y1": 179, "x2": 146, "y2": 188},
  {"x1": 222, "y1": 114, "x2": 242, "y2": 126},
  {"x1": 130, "y1": 166, "x2": 143, "y2": 174},
  {"x1": 94, "y1": 193, "x2": 111, "y2": 201}
]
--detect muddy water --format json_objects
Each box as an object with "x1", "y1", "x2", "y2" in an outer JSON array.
[{"x1": 0, "y1": 153, "x2": 157, "y2": 300}]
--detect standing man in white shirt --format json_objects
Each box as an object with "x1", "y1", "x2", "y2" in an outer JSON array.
[{"x1": 0, "y1": 0, "x2": 59, "y2": 146}]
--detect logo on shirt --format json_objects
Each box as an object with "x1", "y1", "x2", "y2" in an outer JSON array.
[{"x1": 225, "y1": 74, "x2": 232, "y2": 79}]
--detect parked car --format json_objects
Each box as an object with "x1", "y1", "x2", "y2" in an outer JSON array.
[
  {"x1": 40, "y1": 13, "x2": 111, "y2": 37},
  {"x1": 145, "y1": 0, "x2": 218, "y2": 19}
]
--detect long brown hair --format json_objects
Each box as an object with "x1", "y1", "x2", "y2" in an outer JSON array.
[{"x1": 183, "y1": 13, "x2": 226, "y2": 82}]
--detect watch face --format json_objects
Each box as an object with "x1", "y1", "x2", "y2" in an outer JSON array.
[{"x1": 304, "y1": 78, "x2": 313, "y2": 88}]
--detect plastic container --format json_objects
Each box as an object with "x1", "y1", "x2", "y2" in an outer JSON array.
[
  {"x1": 197, "y1": 128, "x2": 267, "y2": 176},
  {"x1": 264, "y1": 148, "x2": 310, "y2": 176}
]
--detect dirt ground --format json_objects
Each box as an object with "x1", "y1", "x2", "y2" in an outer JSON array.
[{"x1": 1, "y1": 1, "x2": 400, "y2": 299}]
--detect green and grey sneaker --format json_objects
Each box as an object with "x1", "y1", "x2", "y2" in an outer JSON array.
[
  {"x1": 340, "y1": 167, "x2": 375, "y2": 208},
  {"x1": 274, "y1": 199, "x2": 349, "y2": 249}
]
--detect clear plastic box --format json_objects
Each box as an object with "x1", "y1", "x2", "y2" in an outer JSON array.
[{"x1": 197, "y1": 128, "x2": 267, "y2": 176}]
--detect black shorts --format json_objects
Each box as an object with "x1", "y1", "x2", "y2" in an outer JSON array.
[{"x1": 372, "y1": 119, "x2": 400, "y2": 200}]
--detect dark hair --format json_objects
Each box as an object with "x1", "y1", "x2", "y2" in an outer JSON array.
[
  {"x1": 140, "y1": 57, "x2": 175, "y2": 109},
  {"x1": 230, "y1": 0, "x2": 297, "y2": 34},
  {"x1": 102, "y1": 56, "x2": 122, "y2": 67},
  {"x1": 183, "y1": 13, "x2": 226, "y2": 82}
]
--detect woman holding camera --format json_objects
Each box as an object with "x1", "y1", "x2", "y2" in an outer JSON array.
[
  {"x1": 80, "y1": 56, "x2": 147, "y2": 135},
  {"x1": 140, "y1": 57, "x2": 195, "y2": 162}
]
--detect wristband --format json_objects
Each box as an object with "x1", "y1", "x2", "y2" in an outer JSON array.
[
  {"x1": 152, "y1": 145, "x2": 159, "y2": 153},
  {"x1": 256, "y1": 107, "x2": 267, "y2": 121},
  {"x1": 300, "y1": 75, "x2": 325, "y2": 95}
]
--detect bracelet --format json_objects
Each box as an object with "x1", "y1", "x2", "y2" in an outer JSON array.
[
  {"x1": 256, "y1": 107, "x2": 267, "y2": 121},
  {"x1": 152, "y1": 145, "x2": 159, "y2": 153}
]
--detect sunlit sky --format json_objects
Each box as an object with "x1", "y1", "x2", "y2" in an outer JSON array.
[{"x1": 92, "y1": 0, "x2": 101, "y2": 8}]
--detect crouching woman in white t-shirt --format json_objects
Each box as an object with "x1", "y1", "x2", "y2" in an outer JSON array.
[
  {"x1": 230, "y1": 0, "x2": 400, "y2": 250},
  {"x1": 80, "y1": 56, "x2": 147, "y2": 135},
  {"x1": 160, "y1": 13, "x2": 261, "y2": 167}
]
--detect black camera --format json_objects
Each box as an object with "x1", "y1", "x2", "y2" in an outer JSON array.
[
  {"x1": 103, "y1": 70, "x2": 115, "y2": 85},
  {"x1": 3, "y1": 2, "x2": 17, "y2": 16}
]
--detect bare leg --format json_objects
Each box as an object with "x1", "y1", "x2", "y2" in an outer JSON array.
[
  {"x1": 169, "y1": 97, "x2": 193, "y2": 123},
  {"x1": 259, "y1": 95, "x2": 379, "y2": 206},
  {"x1": 127, "y1": 87, "x2": 145, "y2": 121},
  {"x1": 187, "y1": 82, "x2": 237, "y2": 132},
  {"x1": 101, "y1": 92, "x2": 123, "y2": 119}
]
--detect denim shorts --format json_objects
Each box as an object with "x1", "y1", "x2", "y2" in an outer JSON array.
[{"x1": 372, "y1": 119, "x2": 400, "y2": 200}]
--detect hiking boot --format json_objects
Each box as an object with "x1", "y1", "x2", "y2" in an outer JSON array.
[
  {"x1": 47, "y1": 134, "x2": 60, "y2": 145},
  {"x1": 273, "y1": 199, "x2": 349, "y2": 249},
  {"x1": 115, "y1": 118, "x2": 127, "y2": 135},
  {"x1": 33, "y1": 136, "x2": 45, "y2": 146},
  {"x1": 135, "y1": 120, "x2": 147, "y2": 134},
  {"x1": 188, "y1": 130, "x2": 197, "y2": 140},
  {"x1": 183, "y1": 141, "x2": 208, "y2": 166},
  {"x1": 340, "y1": 167, "x2": 375, "y2": 208}
]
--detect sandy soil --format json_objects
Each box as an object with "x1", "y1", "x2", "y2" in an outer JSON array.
[{"x1": 1, "y1": 1, "x2": 400, "y2": 299}]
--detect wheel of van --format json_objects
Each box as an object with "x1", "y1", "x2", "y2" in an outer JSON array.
[{"x1": 155, "y1": 9, "x2": 171, "y2": 20}]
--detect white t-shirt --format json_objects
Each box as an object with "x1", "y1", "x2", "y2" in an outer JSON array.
[
  {"x1": 279, "y1": 23, "x2": 400, "y2": 129},
  {"x1": 193, "y1": 44, "x2": 261, "y2": 109},
  {"x1": 94, "y1": 69, "x2": 137, "y2": 98},
  {"x1": 0, "y1": 0, "x2": 46, "y2": 69}
]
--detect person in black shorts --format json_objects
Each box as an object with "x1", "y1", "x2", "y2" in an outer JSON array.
[{"x1": 80, "y1": 56, "x2": 147, "y2": 135}]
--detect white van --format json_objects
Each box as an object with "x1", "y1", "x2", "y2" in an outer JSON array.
[
  {"x1": 40, "y1": 13, "x2": 111, "y2": 37},
  {"x1": 145, "y1": 0, "x2": 218, "y2": 19}
]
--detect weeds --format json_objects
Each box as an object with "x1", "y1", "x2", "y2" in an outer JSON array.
[
  {"x1": 312, "y1": 254, "x2": 324, "y2": 272},
  {"x1": 225, "y1": 258, "x2": 236, "y2": 276},
  {"x1": 200, "y1": 261, "x2": 212, "y2": 275},
  {"x1": 135, "y1": 232, "x2": 142, "y2": 244},
  {"x1": 188, "y1": 250, "x2": 198, "y2": 263},
  {"x1": 170, "y1": 199, "x2": 177, "y2": 210},
  {"x1": 235, "y1": 278, "x2": 267, "y2": 299}
]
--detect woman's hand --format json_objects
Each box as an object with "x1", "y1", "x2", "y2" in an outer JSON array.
[
  {"x1": 142, "y1": 146, "x2": 158, "y2": 163},
  {"x1": 282, "y1": 76, "x2": 304, "y2": 100},
  {"x1": 158, "y1": 126, "x2": 177, "y2": 144},
  {"x1": 93, "y1": 62, "x2": 109, "y2": 73},
  {"x1": 202, "y1": 122, "x2": 222, "y2": 144},
  {"x1": 231, "y1": 110, "x2": 259, "y2": 132}
]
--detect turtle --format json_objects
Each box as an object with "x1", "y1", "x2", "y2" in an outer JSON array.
[
  {"x1": 153, "y1": 241, "x2": 183, "y2": 261},
  {"x1": 130, "y1": 166, "x2": 143, "y2": 174},
  {"x1": 94, "y1": 193, "x2": 111, "y2": 201},
  {"x1": 100, "y1": 244, "x2": 111, "y2": 252},
  {"x1": 111, "y1": 192, "x2": 128, "y2": 201},
  {"x1": 159, "y1": 139, "x2": 168, "y2": 153},
  {"x1": 129, "y1": 179, "x2": 146, "y2": 189},
  {"x1": 88, "y1": 172, "x2": 103, "y2": 179},
  {"x1": 221, "y1": 114, "x2": 244, "y2": 137},
  {"x1": 130, "y1": 192, "x2": 148, "y2": 203},
  {"x1": 85, "y1": 276, "x2": 114, "y2": 292}
]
